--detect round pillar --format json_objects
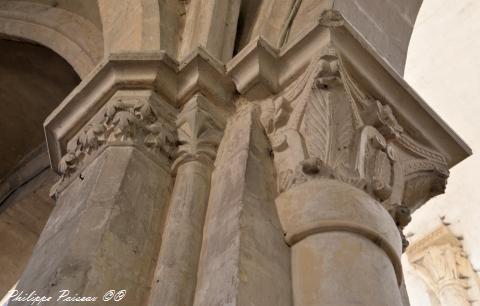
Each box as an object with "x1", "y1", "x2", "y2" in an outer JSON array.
[{"x1": 276, "y1": 179, "x2": 403, "y2": 306}]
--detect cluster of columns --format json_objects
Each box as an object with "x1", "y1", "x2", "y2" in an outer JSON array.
[{"x1": 7, "y1": 7, "x2": 465, "y2": 306}]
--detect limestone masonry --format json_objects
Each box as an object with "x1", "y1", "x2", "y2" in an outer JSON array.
[{"x1": 0, "y1": 1, "x2": 471, "y2": 305}]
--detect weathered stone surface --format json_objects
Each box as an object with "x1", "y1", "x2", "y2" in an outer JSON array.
[
  {"x1": 0, "y1": 2, "x2": 472, "y2": 306},
  {"x1": 148, "y1": 160, "x2": 211, "y2": 306},
  {"x1": 277, "y1": 178, "x2": 403, "y2": 306},
  {"x1": 193, "y1": 104, "x2": 292, "y2": 306},
  {"x1": 294, "y1": 233, "x2": 401, "y2": 306},
  {"x1": 10, "y1": 147, "x2": 171, "y2": 305},
  {"x1": 148, "y1": 94, "x2": 226, "y2": 306}
]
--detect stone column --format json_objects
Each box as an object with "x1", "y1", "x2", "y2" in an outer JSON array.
[
  {"x1": 148, "y1": 94, "x2": 225, "y2": 306},
  {"x1": 276, "y1": 177, "x2": 403, "y2": 306},
  {"x1": 10, "y1": 90, "x2": 177, "y2": 305},
  {"x1": 192, "y1": 104, "x2": 292, "y2": 306},
  {"x1": 255, "y1": 45, "x2": 450, "y2": 306}
]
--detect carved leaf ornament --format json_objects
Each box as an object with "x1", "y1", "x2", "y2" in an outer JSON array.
[
  {"x1": 172, "y1": 102, "x2": 224, "y2": 171},
  {"x1": 261, "y1": 46, "x2": 449, "y2": 248},
  {"x1": 57, "y1": 97, "x2": 177, "y2": 179}
]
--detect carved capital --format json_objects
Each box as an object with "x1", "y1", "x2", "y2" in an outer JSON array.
[
  {"x1": 172, "y1": 94, "x2": 226, "y2": 172},
  {"x1": 51, "y1": 90, "x2": 177, "y2": 197},
  {"x1": 418, "y1": 245, "x2": 466, "y2": 285},
  {"x1": 261, "y1": 46, "x2": 450, "y2": 245},
  {"x1": 407, "y1": 226, "x2": 474, "y2": 306}
]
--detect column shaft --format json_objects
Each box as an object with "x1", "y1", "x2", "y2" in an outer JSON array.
[
  {"x1": 292, "y1": 233, "x2": 401, "y2": 306},
  {"x1": 148, "y1": 160, "x2": 212, "y2": 306},
  {"x1": 193, "y1": 105, "x2": 292, "y2": 306},
  {"x1": 276, "y1": 179, "x2": 404, "y2": 306}
]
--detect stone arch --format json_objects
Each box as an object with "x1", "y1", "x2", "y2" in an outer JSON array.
[{"x1": 0, "y1": 1, "x2": 104, "y2": 78}]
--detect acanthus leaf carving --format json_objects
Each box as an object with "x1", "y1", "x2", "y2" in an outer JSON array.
[
  {"x1": 52, "y1": 93, "x2": 177, "y2": 198},
  {"x1": 260, "y1": 45, "x2": 451, "y2": 243},
  {"x1": 260, "y1": 47, "x2": 359, "y2": 193},
  {"x1": 300, "y1": 48, "x2": 354, "y2": 170}
]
